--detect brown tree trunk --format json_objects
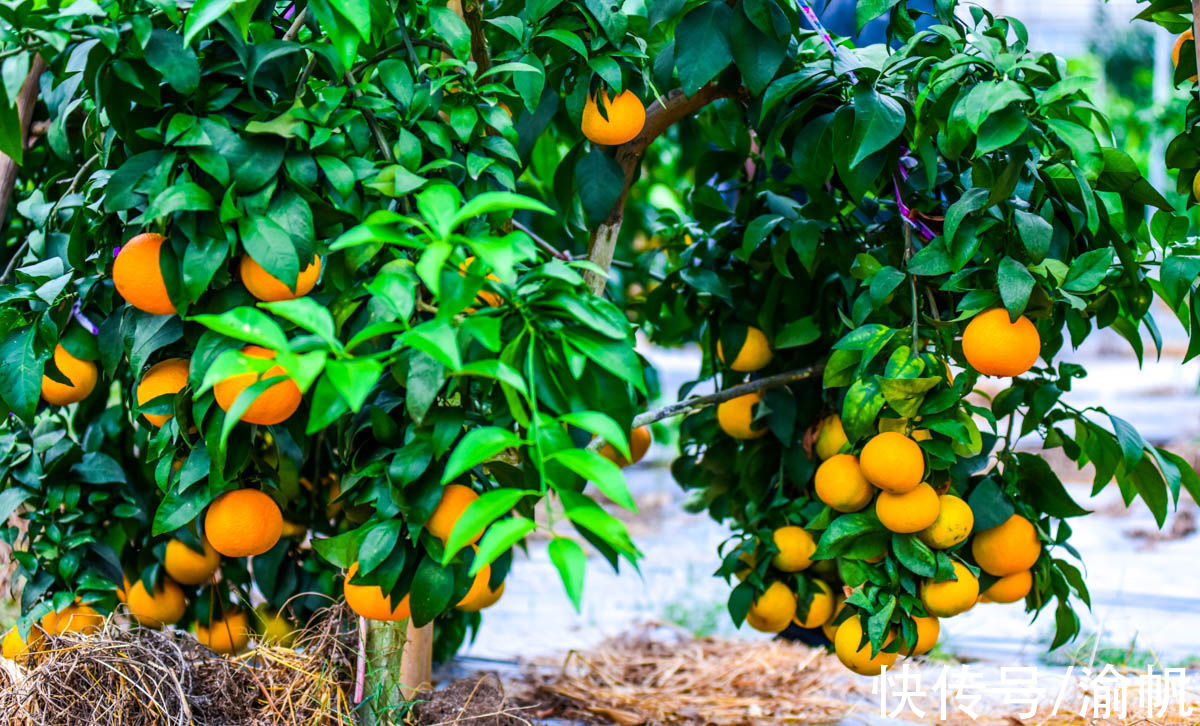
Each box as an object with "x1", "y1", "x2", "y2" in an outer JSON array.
[{"x1": 0, "y1": 55, "x2": 46, "y2": 229}]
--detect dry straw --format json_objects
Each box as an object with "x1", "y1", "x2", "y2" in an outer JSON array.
[{"x1": 0, "y1": 603, "x2": 357, "y2": 726}]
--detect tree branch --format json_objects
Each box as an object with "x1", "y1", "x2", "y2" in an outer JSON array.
[
  {"x1": 283, "y1": 8, "x2": 307, "y2": 41},
  {"x1": 461, "y1": 0, "x2": 492, "y2": 76},
  {"x1": 586, "y1": 362, "x2": 825, "y2": 451},
  {"x1": 583, "y1": 83, "x2": 738, "y2": 294},
  {"x1": 0, "y1": 54, "x2": 46, "y2": 230}
]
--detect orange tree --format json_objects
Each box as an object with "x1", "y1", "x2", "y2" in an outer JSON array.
[
  {"x1": 572, "y1": 0, "x2": 1199, "y2": 675},
  {"x1": 0, "y1": 0, "x2": 658, "y2": 700}
]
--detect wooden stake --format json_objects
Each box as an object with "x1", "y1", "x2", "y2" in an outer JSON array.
[{"x1": 0, "y1": 54, "x2": 46, "y2": 230}]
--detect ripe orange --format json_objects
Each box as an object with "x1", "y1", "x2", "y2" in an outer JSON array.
[
  {"x1": 204, "y1": 489, "x2": 283, "y2": 557},
  {"x1": 2, "y1": 626, "x2": 43, "y2": 661},
  {"x1": 458, "y1": 257, "x2": 502, "y2": 307},
  {"x1": 196, "y1": 611, "x2": 251, "y2": 654},
  {"x1": 918, "y1": 495, "x2": 974, "y2": 550},
  {"x1": 459, "y1": 581, "x2": 505, "y2": 612},
  {"x1": 962, "y1": 309, "x2": 1040, "y2": 377},
  {"x1": 793, "y1": 579, "x2": 835, "y2": 629},
  {"x1": 1193, "y1": 172, "x2": 1200, "y2": 204},
  {"x1": 1173, "y1": 30, "x2": 1198, "y2": 82},
  {"x1": 136, "y1": 357, "x2": 189, "y2": 427},
  {"x1": 599, "y1": 425, "x2": 652, "y2": 467},
  {"x1": 745, "y1": 581, "x2": 797, "y2": 633},
  {"x1": 814, "y1": 414, "x2": 848, "y2": 460},
  {"x1": 834, "y1": 615, "x2": 897, "y2": 676},
  {"x1": 981, "y1": 569, "x2": 1033, "y2": 604},
  {"x1": 814, "y1": 454, "x2": 874, "y2": 512},
  {"x1": 253, "y1": 605, "x2": 296, "y2": 646},
  {"x1": 113, "y1": 232, "x2": 176, "y2": 315},
  {"x1": 921, "y1": 561, "x2": 979, "y2": 617},
  {"x1": 581, "y1": 89, "x2": 645, "y2": 146},
  {"x1": 875, "y1": 482, "x2": 940, "y2": 534},
  {"x1": 716, "y1": 392, "x2": 768, "y2": 439},
  {"x1": 426, "y1": 484, "x2": 482, "y2": 544},
  {"x1": 822, "y1": 595, "x2": 846, "y2": 641},
  {"x1": 240, "y1": 254, "x2": 321, "y2": 302},
  {"x1": 41, "y1": 604, "x2": 104, "y2": 635},
  {"x1": 41, "y1": 344, "x2": 98, "y2": 406},
  {"x1": 859, "y1": 432, "x2": 924, "y2": 494},
  {"x1": 455, "y1": 551, "x2": 495, "y2": 611},
  {"x1": 164, "y1": 537, "x2": 221, "y2": 584},
  {"x1": 213, "y1": 345, "x2": 302, "y2": 426},
  {"x1": 904, "y1": 615, "x2": 940, "y2": 656},
  {"x1": 717, "y1": 327, "x2": 773, "y2": 372},
  {"x1": 770, "y1": 526, "x2": 816, "y2": 572},
  {"x1": 344, "y1": 563, "x2": 412, "y2": 621},
  {"x1": 125, "y1": 578, "x2": 186, "y2": 627},
  {"x1": 972, "y1": 514, "x2": 1042, "y2": 576}
]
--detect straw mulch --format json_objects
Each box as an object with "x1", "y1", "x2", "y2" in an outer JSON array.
[
  {"x1": 511, "y1": 624, "x2": 863, "y2": 724},
  {"x1": 0, "y1": 604, "x2": 358, "y2": 726}
]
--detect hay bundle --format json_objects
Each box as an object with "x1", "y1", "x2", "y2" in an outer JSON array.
[
  {"x1": 0, "y1": 604, "x2": 357, "y2": 726},
  {"x1": 513, "y1": 624, "x2": 860, "y2": 724}
]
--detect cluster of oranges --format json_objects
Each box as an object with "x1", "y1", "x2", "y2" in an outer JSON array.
[
  {"x1": 711, "y1": 309, "x2": 1046, "y2": 675},
  {"x1": 342, "y1": 484, "x2": 505, "y2": 620},
  {"x1": 17, "y1": 232, "x2": 334, "y2": 657},
  {"x1": 714, "y1": 308, "x2": 1041, "y2": 441}
]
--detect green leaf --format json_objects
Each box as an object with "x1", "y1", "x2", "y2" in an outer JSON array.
[
  {"x1": 850, "y1": 88, "x2": 906, "y2": 168},
  {"x1": 855, "y1": 0, "x2": 902, "y2": 32},
  {"x1": 409, "y1": 554, "x2": 454, "y2": 627},
  {"x1": 1013, "y1": 210, "x2": 1052, "y2": 262},
  {"x1": 967, "y1": 479, "x2": 1013, "y2": 531},
  {"x1": 943, "y1": 187, "x2": 988, "y2": 243},
  {"x1": 1063, "y1": 249, "x2": 1112, "y2": 293},
  {"x1": 152, "y1": 484, "x2": 210, "y2": 535},
  {"x1": 144, "y1": 182, "x2": 214, "y2": 222},
  {"x1": 547, "y1": 537, "x2": 587, "y2": 611},
  {"x1": 892, "y1": 534, "x2": 937, "y2": 577},
  {"x1": 449, "y1": 192, "x2": 554, "y2": 234},
  {"x1": 583, "y1": 0, "x2": 628, "y2": 43},
  {"x1": 575, "y1": 150, "x2": 624, "y2": 226},
  {"x1": 260, "y1": 298, "x2": 338, "y2": 350},
  {"x1": 357, "y1": 521, "x2": 402, "y2": 574},
  {"x1": 0, "y1": 327, "x2": 45, "y2": 421},
  {"x1": 442, "y1": 427, "x2": 524, "y2": 484},
  {"x1": 729, "y1": 7, "x2": 785, "y2": 95},
  {"x1": 674, "y1": 2, "x2": 734, "y2": 96},
  {"x1": 998, "y1": 256, "x2": 1034, "y2": 317},
  {"x1": 776, "y1": 316, "x2": 820, "y2": 348},
  {"x1": 558, "y1": 411, "x2": 630, "y2": 462},
  {"x1": 812, "y1": 512, "x2": 885, "y2": 559},
  {"x1": 183, "y1": 0, "x2": 237, "y2": 45},
  {"x1": 240, "y1": 216, "x2": 299, "y2": 289},
  {"x1": 442, "y1": 488, "x2": 533, "y2": 563},
  {"x1": 547, "y1": 448, "x2": 635, "y2": 511},
  {"x1": 72, "y1": 452, "x2": 126, "y2": 484},
  {"x1": 323, "y1": 358, "x2": 382, "y2": 412},
  {"x1": 0, "y1": 488, "x2": 32, "y2": 522},
  {"x1": 471, "y1": 517, "x2": 536, "y2": 575},
  {"x1": 430, "y1": 5, "x2": 471, "y2": 58},
  {"x1": 145, "y1": 30, "x2": 200, "y2": 95},
  {"x1": 191, "y1": 307, "x2": 289, "y2": 349}
]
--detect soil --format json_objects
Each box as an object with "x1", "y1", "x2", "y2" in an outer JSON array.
[{"x1": 411, "y1": 673, "x2": 533, "y2": 726}]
